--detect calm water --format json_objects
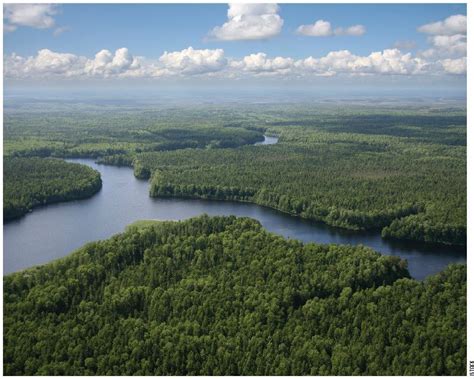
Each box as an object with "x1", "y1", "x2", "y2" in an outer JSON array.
[
  {"x1": 4, "y1": 158, "x2": 466, "y2": 279},
  {"x1": 255, "y1": 135, "x2": 279, "y2": 145}
]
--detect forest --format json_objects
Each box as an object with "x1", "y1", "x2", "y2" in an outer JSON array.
[
  {"x1": 3, "y1": 101, "x2": 466, "y2": 245},
  {"x1": 3, "y1": 215, "x2": 466, "y2": 375},
  {"x1": 136, "y1": 106, "x2": 465, "y2": 245},
  {"x1": 3, "y1": 101, "x2": 264, "y2": 158},
  {"x1": 3, "y1": 157, "x2": 102, "y2": 221}
]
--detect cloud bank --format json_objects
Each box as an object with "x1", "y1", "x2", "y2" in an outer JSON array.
[{"x1": 4, "y1": 46, "x2": 465, "y2": 81}]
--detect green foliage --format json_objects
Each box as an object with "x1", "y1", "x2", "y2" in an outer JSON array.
[
  {"x1": 137, "y1": 116, "x2": 465, "y2": 245},
  {"x1": 3, "y1": 157, "x2": 102, "y2": 221},
  {"x1": 3, "y1": 103, "x2": 264, "y2": 158},
  {"x1": 3, "y1": 215, "x2": 466, "y2": 375}
]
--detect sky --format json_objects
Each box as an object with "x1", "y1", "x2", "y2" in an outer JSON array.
[{"x1": 3, "y1": 3, "x2": 468, "y2": 96}]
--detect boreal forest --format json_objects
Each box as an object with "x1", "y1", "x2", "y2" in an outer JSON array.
[{"x1": 3, "y1": 216, "x2": 466, "y2": 375}]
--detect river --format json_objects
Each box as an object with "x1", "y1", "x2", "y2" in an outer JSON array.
[{"x1": 3, "y1": 151, "x2": 466, "y2": 279}]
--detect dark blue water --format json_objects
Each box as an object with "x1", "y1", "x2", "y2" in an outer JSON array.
[{"x1": 3, "y1": 158, "x2": 466, "y2": 279}]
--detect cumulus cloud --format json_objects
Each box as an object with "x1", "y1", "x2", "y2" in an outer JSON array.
[
  {"x1": 295, "y1": 49, "x2": 427, "y2": 76},
  {"x1": 158, "y1": 47, "x2": 227, "y2": 75},
  {"x1": 4, "y1": 4, "x2": 58, "y2": 31},
  {"x1": 297, "y1": 20, "x2": 332, "y2": 37},
  {"x1": 4, "y1": 45, "x2": 466, "y2": 80},
  {"x1": 84, "y1": 48, "x2": 141, "y2": 77},
  {"x1": 4, "y1": 47, "x2": 229, "y2": 79},
  {"x1": 297, "y1": 19, "x2": 366, "y2": 37},
  {"x1": 440, "y1": 57, "x2": 466, "y2": 75},
  {"x1": 231, "y1": 53, "x2": 293, "y2": 76},
  {"x1": 418, "y1": 14, "x2": 466, "y2": 36},
  {"x1": 4, "y1": 49, "x2": 84, "y2": 78},
  {"x1": 428, "y1": 34, "x2": 466, "y2": 57},
  {"x1": 209, "y1": 3, "x2": 283, "y2": 41},
  {"x1": 4, "y1": 48, "x2": 142, "y2": 79},
  {"x1": 417, "y1": 14, "x2": 467, "y2": 60}
]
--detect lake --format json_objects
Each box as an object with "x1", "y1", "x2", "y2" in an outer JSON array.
[
  {"x1": 255, "y1": 135, "x2": 279, "y2": 145},
  {"x1": 3, "y1": 156, "x2": 466, "y2": 279}
]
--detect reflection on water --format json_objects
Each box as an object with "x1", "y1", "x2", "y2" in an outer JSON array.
[{"x1": 3, "y1": 159, "x2": 466, "y2": 279}]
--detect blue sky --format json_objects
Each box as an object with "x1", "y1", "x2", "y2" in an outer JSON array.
[
  {"x1": 3, "y1": 3, "x2": 467, "y2": 94},
  {"x1": 4, "y1": 3, "x2": 466, "y2": 58}
]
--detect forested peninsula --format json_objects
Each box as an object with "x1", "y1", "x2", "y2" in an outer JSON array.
[
  {"x1": 3, "y1": 157, "x2": 102, "y2": 221},
  {"x1": 3, "y1": 215, "x2": 466, "y2": 375}
]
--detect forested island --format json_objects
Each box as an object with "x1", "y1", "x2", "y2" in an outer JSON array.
[
  {"x1": 3, "y1": 102, "x2": 466, "y2": 246},
  {"x1": 3, "y1": 157, "x2": 102, "y2": 221},
  {"x1": 3, "y1": 215, "x2": 466, "y2": 375}
]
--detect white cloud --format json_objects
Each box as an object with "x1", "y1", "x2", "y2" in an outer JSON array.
[
  {"x1": 334, "y1": 24, "x2": 366, "y2": 36},
  {"x1": 4, "y1": 45, "x2": 466, "y2": 81},
  {"x1": 231, "y1": 53, "x2": 293, "y2": 76},
  {"x1": 297, "y1": 19, "x2": 366, "y2": 37},
  {"x1": 418, "y1": 14, "x2": 466, "y2": 36},
  {"x1": 84, "y1": 48, "x2": 140, "y2": 77},
  {"x1": 440, "y1": 57, "x2": 466, "y2": 75},
  {"x1": 417, "y1": 14, "x2": 466, "y2": 60},
  {"x1": 429, "y1": 34, "x2": 466, "y2": 57},
  {"x1": 5, "y1": 48, "x2": 142, "y2": 79},
  {"x1": 5, "y1": 49, "x2": 84, "y2": 78},
  {"x1": 297, "y1": 20, "x2": 332, "y2": 37},
  {"x1": 209, "y1": 3, "x2": 283, "y2": 41},
  {"x1": 158, "y1": 47, "x2": 227, "y2": 75},
  {"x1": 32, "y1": 49, "x2": 79, "y2": 73},
  {"x1": 295, "y1": 49, "x2": 427, "y2": 76},
  {"x1": 4, "y1": 4, "x2": 58, "y2": 31}
]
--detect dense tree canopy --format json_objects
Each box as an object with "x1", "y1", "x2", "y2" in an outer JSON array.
[
  {"x1": 135, "y1": 111, "x2": 466, "y2": 245},
  {"x1": 3, "y1": 102, "x2": 264, "y2": 158},
  {"x1": 3, "y1": 215, "x2": 466, "y2": 375},
  {"x1": 3, "y1": 157, "x2": 102, "y2": 221}
]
